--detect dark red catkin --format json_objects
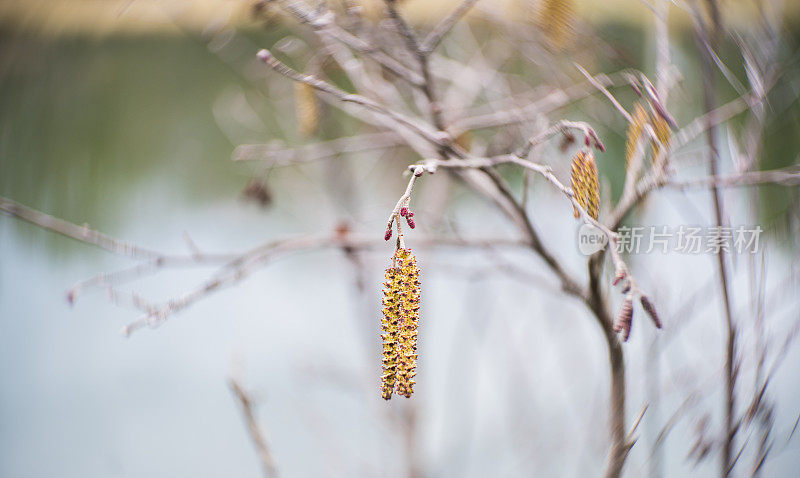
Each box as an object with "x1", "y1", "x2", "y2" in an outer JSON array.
[{"x1": 640, "y1": 295, "x2": 662, "y2": 329}]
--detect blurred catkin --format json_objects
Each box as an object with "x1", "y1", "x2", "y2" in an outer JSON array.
[
  {"x1": 294, "y1": 82, "x2": 319, "y2": 136},
  {"x1": 625, "y1": 103, "x2": 649, "y2": 169},
  {"x1": 650, "y1": 110, "x2": 671, "y2": 163},
  {"x1": 538, "y1": 0, "x2": 575, "y2": 50},
  {"x1": 614, "y1": 296, "x2": 634, "y2": 341},
  {"x1": 380, "y1": 248, "x2": 421, "y2": 400},
  {"x1": 570, "y1": 150, "x2": 600, "y2": 220}
]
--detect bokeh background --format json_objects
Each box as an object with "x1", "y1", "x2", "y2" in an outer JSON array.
[{"x1": 1, "y1": 1, "x2": 799, "y2": 477}]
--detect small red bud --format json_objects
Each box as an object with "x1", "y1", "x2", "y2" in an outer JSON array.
[
  {"x1": 384, "y1": 229, "x2": 392, "y2": 241},
  {"x1": 585, "y1": 136, "x2": 591, "y2": 146},
  {"x1": 407, "y1": 218, "x2": 416, "y2": 229},
  {"x1": 407, "y1": 211, "x2": 414, "y2": 217},
  {"x1": 400, "y1": 207, "x2": 408, "y2": 217}
]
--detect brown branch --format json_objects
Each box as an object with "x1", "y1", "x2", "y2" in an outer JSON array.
[
  {"x1": 232, "y1": 132, "x2": 406, "y2": 164},
  {"x1": 256, "y1": 49, "x2": 446, "y2": 148},
  {"x1": 384, "y1": 0, "x2": 445, "y2": 130},
  {"x1": 416, "y1": 152, "x2": 642, "y2": 299},
  {"x1": 229, "y1": 378, "x2": 279, "y2": 478},
  {"x1": 278, "y1": 0, "x2": 425, "y2": 86},
  {"x1": 667, "y1": 167, "x2": 800, "y2": 189},
  {"x1": 0, "y1": 196, "x2": 162, "y2": 261},
  {"x1": 450, "y1": 71, "x2": 626, "y2": 132},
  {"x1": 420, "y1": 0, "x2": 482, "y2": 53},
  {"x1": 694, "y1": 10, "x2": 737, "y2": 476}
]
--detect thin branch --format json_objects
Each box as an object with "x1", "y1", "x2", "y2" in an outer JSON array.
[
  {"x1": 229, "y1": 378, "x2": 279, "y2": 478},
  {"x1": 574, "y1": 63, "x2": 633, "y2": 123},
  {"x1": 0, "y1": 196, "x2": 162, "y2": 260},
  {"x1": 515, "y1": 120, "x2": 605, "y2": 159},
  {"x1": 667, "y1": 167, "x2": 800, "y2": 189},
  {"x1": 384, "y1": 0, "x2": 445, "y2": 130},
  {"x1": 415, "y1": 150, "x2": 643, "y2": 300},
  {"x1": 256, "y1": 49, "x2": 447, "y2": 148},
  {"x1": 385, "y1": 165, "x2": 425, "y2": 249},
  {"x1": 232, "y1": 132, "x2": 405, "y2": 164},
  {"x1": 120, "y1": 231, "x2": 526, "y2": 335},
  {"x1": 695, "y1": 10, "x2": 737, "y2": 476},
  {"x1": 278, "y1": 0, "x2": 424, "y2": 86},
  {"x1": 420, "y1": 0, "x2": 482, "y2": 53},
  {"x1": 451, "y1": 71, "x2": 626, "y2": 132}
]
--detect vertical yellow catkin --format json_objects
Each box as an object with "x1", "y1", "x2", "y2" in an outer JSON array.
[
  {"x1": 294, "y1": 82, "x2": 319, "y2": 136},
  {"x1": 380, "y1": 248, "x2": 421, "y2": 400},
  {"x1": 625, "y1": 103, "x2": 649, "y2": 169},
  {"x1": 570, "y1": 150, "x2": 600, "y2": 220},
  {"x1": 538, "y1": 0, "x2": 575, "y2": 50}
]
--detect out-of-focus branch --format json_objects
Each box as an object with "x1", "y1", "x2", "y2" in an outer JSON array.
[
  {"x1": 420, "y1": 0, "x2": 481, "y2": 53},
  {"x1": 2, "y1": 195, "x2": 530, "y2": 335},
  {"x1": 416, "y1": 151, "x2": 640, "y2": 299},
  {"x1": 232, "y1": 132, "x2": 405, "y2": 164},
  {"x1": 229, "y1": 378, "x2": 279, "y2": 478},
  {"x1": 515, "y1": 120, "x2": 605, "y2": 159},
  {"x1": 575, "y1": 63, "x2": 633, "y2": 123},
  {"x1": 383, "y1": 0, "x2": 445, "y2": 130},
  {"x1": 278, "y1": 0, "x2": 424, "y2": 86},
  {"x1": 608, "y1": 85, "x2": 773, "y2": 230},
  {"x1": 0, "y1": 197, "x2": 161, "y2": 260},
  {"x1": 451, "y1": 71, "x2": 626, "y2": 131},
  {"x1": 694, "y1": 7, "x2": 737, "y2": 476},
  {"x1": 256, "y1": 49, "x2": 447, "y2": 148},
  {"x1": 667, "y1": 167, "x2": 800, "y2": 189}
]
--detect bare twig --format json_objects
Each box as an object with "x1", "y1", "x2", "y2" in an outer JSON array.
[
  {"x1": 0, "y1": 197, "x2": 161, "y2": 260},
  {"x1": 574, "y1": 63, "x2": 633, "y2": 123},
  {"x1": 694, "y1": 9, "x2": 737, "y2": 476},
  {"x1": 256, "y1": 49, "x2": 447, "y2": 148},
  {"x1": 278, "y1": 0, "x2": 424, "y2": 86},
  {"x1": 667, "y1": 167, "x2": 800, "y2": 189},
  {"x1": 233, "y1": 132, "x2": 406, "y2": 164},
  {"x1": 383, "y1": 0, "x2": 445, "y2": 130},
  {"x1": 420, "y1": 0, "x2": 482, "y2": 53},
  {"x1": 229, "y1": 378, "x2": 279, "y2": 478},
  {"x1": 416, "y1": 152, "x2": 641, "y2": 298}
]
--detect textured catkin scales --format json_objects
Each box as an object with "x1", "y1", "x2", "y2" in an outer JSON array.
[
  {"x1": 294, "y1": 82, "x2": 319, "y2": 136},
  {"x1": 380, "y1": 267, "x2": 400, "y2": 400},
  {"x1": 570, "y1": 151, "x2": 600, "y2": 220},
  {"x1": 380, "y1": 248, "x2": 420, "y2": 400}
]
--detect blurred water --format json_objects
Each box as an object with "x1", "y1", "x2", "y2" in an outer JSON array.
[{"x1": 1, "y1": 27, "x2": 799, "y2": 478}]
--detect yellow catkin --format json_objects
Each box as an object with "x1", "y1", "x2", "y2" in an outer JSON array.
[
  {"x1": 625, "y1": 103, "x2": 649, "y2": 169},
  {"x1": 294, "y1": 82, "x2": 319, "y2": 136},
  {"x1": 570, "y1": 150, "x2": 600, "y2": 220},
  {"x1": 538, "y1": 0, "x2": 575, "y2": 50},
  {"x1": 650, "y1": 110, "x2": 671, "y2": 163},
  {"x1": 380, "y1": 248, "x2": 421, "y2": 400}
]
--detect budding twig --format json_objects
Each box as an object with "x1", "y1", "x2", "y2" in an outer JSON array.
[{"x1": 385, "y1": 165, "x2": 426, "y2": 248}]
